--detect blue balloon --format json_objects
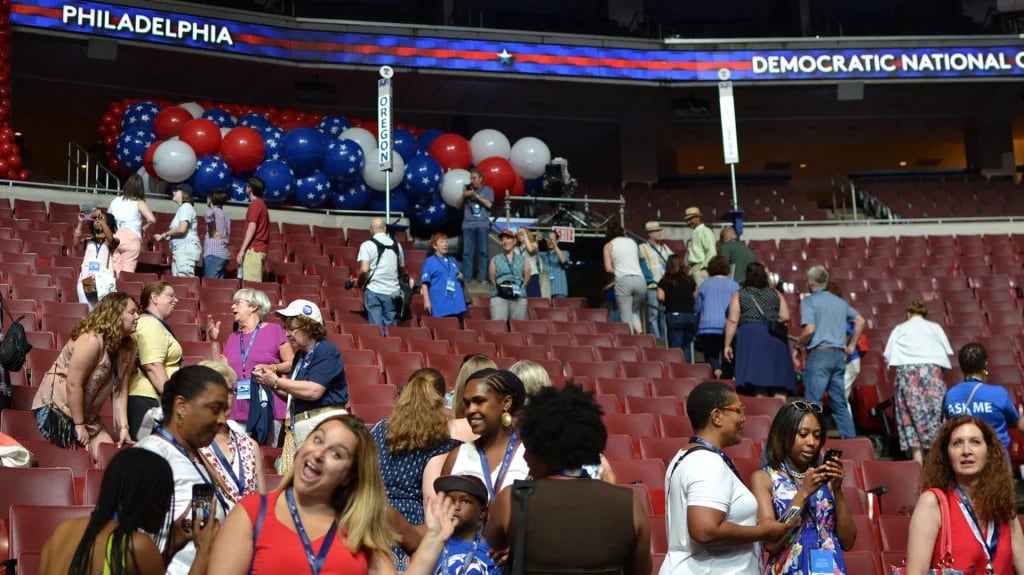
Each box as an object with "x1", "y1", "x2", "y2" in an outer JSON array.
[
  {"x1": 228, "y1": 177, "x2": 249, "y2": 203},
  {"x1": 403, "y1": 155, "x2": 443, "y2": 201},
  {"x1": 115, "y1": 130, "x2": 155, "y2": 172},
  {"x1": 317, "y1": 115, "x2": 351, "y2": 138},
  {"x1": 417, "y1": 129, "x2": 444, "y2": 154},
  {"x1": 238, "y1": 113, "x2": 272, "y2": 130},
  {"x1": 121, "y1": 101, "x2": 161, "y2": 132},
  {"x1": 392, "y1": 128, "x2": 417, "y2": 162},
  {"x1": 253, "y1": 159, "x2": 295, "y2": 204},
  {"x1": 369, "y1": 188, "x2": 409, "y2": 214},
  {"x1": 192, "y1": 156, "x2": 232, "y2": 201},
  {"x1": 410, "y1": 195, "x2": 449, "y2": 236},
  {"x1": 294, "y1": 171, "x2": 330, "y2": 209},
  {"x1": 261, "y1": 126, "x2": 286, "y2": 161},
  {"x1": 283, "y1": 127, "x2": 327, "y2": 177},
  {"x1": 202, "y1": 108, "x2": 236, "y2": 128},
  {"x1": 331, "y1": 179, "x2": 372, "y2": 210},
  {"x1": 322, "y1": 139, "x2": 365, "y2": 181}
]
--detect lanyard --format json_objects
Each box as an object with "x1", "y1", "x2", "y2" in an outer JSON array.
[
  {"x1": 688, "y1": 436, "x2": 743, "y2": 482},
  {"x1": 477, "y1": 430, "x2": 518, "y2": 500},
  {"x1": 285, "y1": 487, "x2": 337, "y2": 575},
  {"x1": 292, "y1": 341, "x2": 321, "y2": 381},
  {"x1": 143, "y1": 310, "x2": 175, "y2": 338},
  {"x1": 238, "y1": 322, "x2": 263, "y2": 376},
  {"x1": 153, "y1": 427, "x2": 230, "y2": 510},
  {"x1": 209, "y1": 432, "x2": 246, "y2": 496},
  {"x1": 440, "y1": 531, "x2": 481, "y2": 575},
  {"x1": 955, "y1": 486, "x2": 999, "y2": 572}
]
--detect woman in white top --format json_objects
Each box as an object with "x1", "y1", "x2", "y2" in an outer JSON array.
[
  {"x1": 442, "y1": 369, "x2": 529, "y2": 500},
  {"x1": 74, "y1": 208, "x2": 119, "y2": 309},
  {"x1": 884, "y1": 298, "x2": 954, "y2": 464},
  {"x1": 154, "y1": 183, "x2": 202, "y2": 277},
  {"x1": 663, "y1": 380, "x2": 795, "y2": 575},
  {"x1": 108, "y1": 173, "x2": 156, "y2": 276},
  {"x1": 603, "y1": 221, "x2": 646, "y2": 334},
  {"x1": 517, "y1": 228, "x2": 542, "y2": 298}
]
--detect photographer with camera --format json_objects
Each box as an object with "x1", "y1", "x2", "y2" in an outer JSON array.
[
  {"x1": 357, "y1": 217, "x2": 408, "y2": 332},
  {"x1": 538, "y1": 230, "x2": 570, "y2": 298},
  {"x1": 457, "y1": 169, "x2": 494, "y2": 285},
  {"x1": 74, "y1": 205, "x2": 119, "y2": 309},
  {"x1": 488, "y1": 229, "x2": 530, "y2": 321}
]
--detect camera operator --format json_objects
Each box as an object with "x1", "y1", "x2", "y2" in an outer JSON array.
[
  {"x1": 456, "y1": 169, "x2": 493, "y2": 285},
  {"x1": 356, "y1": 217, "x2": 408, "y2": 332},
  {"x1": 538, "y1": 230, "x2": 570, "y2": 298},
  {"x1": 74, "y1": 205, "x2": 119, "y2": 309}
]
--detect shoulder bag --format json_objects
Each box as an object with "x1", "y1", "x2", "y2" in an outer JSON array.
[
  {"x1": 890, "y1": 488, "x2": 962, "y2": 574},
  {"x1": 750, "y1": 291, "x2": 789, "y2": 342}
]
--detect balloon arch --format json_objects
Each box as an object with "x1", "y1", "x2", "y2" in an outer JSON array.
[
  {"x1": 98, "y1": 99, "x2": 552, "y2": 237},
  {"x1": 0, "y1": 0, "x2": 27, "y2": 181}
]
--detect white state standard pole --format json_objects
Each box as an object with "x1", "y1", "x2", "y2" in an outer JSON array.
[
  {"x1": 378, "y1": 66, "x2": 395, "y2": 222},
  {"x1": 717, "y1": 69, "x2": 740, "y2": 211}
]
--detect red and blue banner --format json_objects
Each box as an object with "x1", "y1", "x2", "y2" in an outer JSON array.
[{"x1": 12, "y1": 0, "x2": 1024, "y2": 83}]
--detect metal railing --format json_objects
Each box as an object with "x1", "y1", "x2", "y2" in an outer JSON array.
[
  {"x1": 66, "y1": 141, "x2": 121, "y2": 192},
  {"x1": 830, "y1": 172, "x2": 859, "y2": 220},
  {"x1": 501, "y1": 193, "x2": 627, "y2": 234}
]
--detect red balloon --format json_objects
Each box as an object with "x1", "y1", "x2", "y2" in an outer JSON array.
[
  {"x1": 279, "y1": 119, "x2": 305, "y2": 132},
  {"x1": 510, "y1": 174, "x2": 525, "y2": 198},
  {"x1": 16, "y1": 169, "x2": 28, "y2": 181},
  {"x1": 153, "y1": 106, "x2": 193, "y2": 140},
  {"x1": 6, "y1": 154, "x2": 20, "y2": 171},
  {"x1": 0, "y1": 159, "x2": 10, "y2": 175},
  {"x1": 220, "y1": 127, "x2": 265, "y2": 174},
  {"x1": 179, "y1": 118, "x2": 222, "y2": 157},
  {"x1": 143, "y1": 140, "x2": 161, "y2": 177},
  {"x1": 428, "y1": 134, "x2": 472, "y2": 171},
  {"x1": 476, "y1": 157, "x2": 517, "y2": 204},
  {"x1": 0, "y1": 141, "x2": 13, "y2": 156}
]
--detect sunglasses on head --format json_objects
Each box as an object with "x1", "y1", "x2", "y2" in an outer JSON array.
[{"x1": 791, "y1": 401, "x2": 823, "y2": 413}]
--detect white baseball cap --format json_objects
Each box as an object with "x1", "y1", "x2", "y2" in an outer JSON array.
[{"x1": 276, "y1": 299, "x2": 324, "y2": 325}]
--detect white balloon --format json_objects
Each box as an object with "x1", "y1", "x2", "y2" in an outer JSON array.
[
  {"x1": 509, "y1": 137, "x2": 551, "y2": 180},
  {"x1": 470, "y1": 129, "x2": 511, "y2": 164},
  {"x1": 220, "y1": 127, "x2": 231, "y2": 138},
  {"x1": 179, "y1": 101, "x2": 204, "y2": 119},
  {"x1": 152, "y1": 140, "x2": 198, "y2": 183},
  {"x1": 339, "y1": 127, "x2": 377, "y2": 158},
  {"x1": 441, "y1": 169, "x2": 471, "y2": 207},
  {"x1": 362, "y1": 153, "x2": 405, "y2": 191}
]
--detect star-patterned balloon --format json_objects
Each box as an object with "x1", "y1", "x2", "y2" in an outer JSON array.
[
  {"x1": 369, "y1": 188, "x2": 409, "y2": 214},
  {"x1": 331, "y1": 178, "x2": 372, "y2": 210},
  {"x1": 409, "y1": 194, "x2": 449, "y2": 236},
  {"x1": 294, "y1": 171, "x2": 330, "y2": 209},
  {"x1": 261, "y1": 126, "x2": 286, "y2": 162},
  {"x1": 403, "y1": 154, "x2": 443, "y2": 201},
  {"x1": 228, "y1": 177, "x2": 249, "y2": 203},
  {"x1": 202, "y1": 108, "x2": 236, "y2": 129},
  {"x1": 192, "y1": 156, "x2": 232, "y2": 201},
  {"x1": 238, "y1": 113, "x2": 272, "y2": 131},
  {"x1": 322, "y1": 138, "x2": 365, "y2": 181},
  {"x1": 253, "y1": 159, "x2": 295, "y2": 204},
  {"x1": 316, "y1": 115, "x2": 352, "y2": 138},
  {"x1": 120, "y1": 101, "x2": 162, "y2": 133},
  {"x1": 115, "y1": 129, "x2": 156, "y2": 172}
]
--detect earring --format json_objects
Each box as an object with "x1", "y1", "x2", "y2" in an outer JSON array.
[{"x1": 500, "y1": 410, "x2": 512, "y2": 428}]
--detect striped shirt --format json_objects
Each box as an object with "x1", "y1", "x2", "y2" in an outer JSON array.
[
  {"x1": 695, "y1": 276, "x2": 740, "y2": 335},
  {"x1": 203, "y1": 206, "x2": 231, "y2": 260}
]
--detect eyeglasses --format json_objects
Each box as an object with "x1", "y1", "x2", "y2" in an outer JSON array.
[
  {"x1": 792, "y1": 401, "x2": 823, "y2": 413},
  {"x1": 286, "y1": 325, "x2": 302, "y2": 333},
  {"x1": 720, "y1": 403, "x2": 746, "y2": 415}
]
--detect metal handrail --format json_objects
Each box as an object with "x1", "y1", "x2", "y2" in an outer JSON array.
[
  {"x1": 501, "y1": 193, "x2": 627, "y2": 230},
  {"x1": 66, "y1": 140, "x2": 121, "y2": 192}
]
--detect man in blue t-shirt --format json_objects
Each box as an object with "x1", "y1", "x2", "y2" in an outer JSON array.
[
  {"x1": 943, "y1": 342, "x2": 1022, "y2": 454},
  {"x1": 433, "y1": 475, "x2": 495, "y2": 575}
]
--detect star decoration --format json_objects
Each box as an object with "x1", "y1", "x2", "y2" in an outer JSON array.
[{"x1": 497, "y1": 49, "x2": 515, "y2": 65}]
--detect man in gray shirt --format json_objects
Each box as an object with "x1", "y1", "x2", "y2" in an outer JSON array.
[
  {"x1": 795, "y1": 265, "x2": 866, "y2": 438},
  {"x1": 457, "y1": 169, "x2": 494, "y2": 284},
  {"x1": 718, "y1": 226, "x2": 757, "y2": 283}
]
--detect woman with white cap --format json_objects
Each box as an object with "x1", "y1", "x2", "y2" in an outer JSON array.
[
  {"x1": 153, "y1": 183, "x2": 202, "y2": 278},
  {"x1": 252, "y1": 299, "x2": 348, "y2": 467}
]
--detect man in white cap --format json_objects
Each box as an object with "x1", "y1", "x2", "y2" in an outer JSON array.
[
  {"x1": 639, "y1": 221, "x2": 673, "y2": 342},
  {"x1": 684, "y1": 206, "x2": 715, "y2": 286}
]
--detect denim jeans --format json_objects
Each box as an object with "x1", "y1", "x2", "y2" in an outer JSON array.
[
  {"x1": 365, "y1": 289, "x2": 398, "y2": 331},
  {"x1": 666, "y1": 313, "x2": 698, "y2": 362},
  {"x1": 804, "y1": 348, "x2": 857, "y2": 438},
  {"x1": 204, "y1": 255, "x2": 228, "y2": 278},
  {"x1": 461, "y1": 226, "x2": 489, "y2": 282},
  {"x1": 646, "y1": 288, "x2": 664, "y2": 340}
]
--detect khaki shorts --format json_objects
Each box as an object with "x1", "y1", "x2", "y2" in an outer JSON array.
[{"x1": 242, "y1": 249, "x2": 267, "y2": 281}]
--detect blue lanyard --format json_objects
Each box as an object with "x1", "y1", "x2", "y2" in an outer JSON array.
[
  {"x1": 477, "y1": 430, "x2": 518, "y2": 500},
  {"x1": 955, "y1": 486, "x2": 999, "y2": 572},
  {"x1": 440, "y1": 531, "x2": 481, "y2": 575},
  {"x1": 293, "y1": 341, "x2": 321, "y2": 381},
  {"x1": 153, "y1": 427, "x2": 230, "y2": 510},
  {"x1": 208, "y1": 432, "x2": 246, "y2": 496},
  {"x1": 238, "y1": 322, "x2": 263, "y2": 377},
  {"x1": 285, "y1": 487, "x2": 337, "y2": 575},
  {"x1": 143, "y1": 310, "x2": 175, "y2": 338},
  {"x1": 688, "y1": 436, "x2": 743, "y2": 482}
]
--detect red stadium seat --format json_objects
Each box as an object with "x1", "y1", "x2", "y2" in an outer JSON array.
[
  {"x1": 742, "y1": 415, "x2": 772, "y2": 446},
  {"x1": 723, "y1": 438, "x2": 758, "y2": 460},
  {"x1": 348, "y1": 383, "x2": 398, "y2": 405},
  {"x1": 596, "y1": 346, "x2": 640, "y2": 363},
  {"x1": 638, "y1": 436, "x2": 686, "y2": 464},
  {"x1": 594, "y1": 393, "x2": 621, "y2": 414},
  {"x1": 659, "y1": 415, "x2": 694, "y2": 438},
  {"x1": 613, "y1": 333, "x2": 657, "y2": 348},
  {"x1": 650, "y1": 378, "x2": 699, "y2": 402},
  {"x1": 668, "y1": 363, "x2": 714, "y2": 380},
  {"x1": 570, "y1": 308, "x2": 609, "y2": 323},
  {"x1": 525, "y1": 332, "x2": 570, "y2": 348},
  {"x1": 481, "y1": 332, "x2": 526, "y2": 347},
  {"x1": 595, "y1": 378, "x2": 650, "y2": 403},
  {"x1": 827, "y1": 438, "x2": 877, "y2": 462},
  {"x1": 603, "y1": 413, "x2": 658, "y2": 441},
  {"x1": 624, "y1": 396, "x2": 682, "y2": 418},
  {"x1": 406, "y1": 339, "x2": 451, "y2": 356},
  {"x1": 640, "y1": 347, "x2": 685, "y2": 365},
  {"x1": 878, "y1": 514, "x2": 910, "y2": 552},
  {"x1": 861, "y1": 460, "x2": 922, "y2": 516},
  {"x1": 499, "y1": 344, "x2": 548, "y2": 362},
  {"x1": 10, "y1": 504, "x2": 94, "y2": 557},
  {"x1": 359, "y1": 336, "x2": 404, "y2": 353},
  {"x1": 452, "y1": 341, "x2": 496, "y2": 358},
  {"x1": 843, "y1": 550, "x2": 882, "y2": 575},
  {"x1": 740, "y1": 396, "x2": 785, "y2": 419},
  {"x1": 350, "y1": 403, "x2": 393, "y2": 425},
  {"x1": 346, "y1": 364, "x2": 384, "y2": 386},
  {"x1": 608, "y1": 458, "x2": 665, "y2": 487},
  {"x1": 18, "y1": 439, "x2": 92, "y2": 478},
  {"x1": 604, "y1": 434, "x2": 636, "y2": 460},
  {"x1": 0, "y1": 410, "x2": 44, "y2": 442},
  {"x1": 620, "y1": 361, "x2": 666, "y2": 381},
  {"x1": 566, "y1": 361, "x2": 621, "y2": 380}
]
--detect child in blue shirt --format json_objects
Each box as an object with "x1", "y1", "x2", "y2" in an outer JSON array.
[{"x1": 433, "y1": 475, "x2": 495, "y2": 575}]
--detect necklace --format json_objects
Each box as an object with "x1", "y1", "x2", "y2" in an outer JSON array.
[{"x1": 783, "y1": 459, "x2": 806, "y2": 479}]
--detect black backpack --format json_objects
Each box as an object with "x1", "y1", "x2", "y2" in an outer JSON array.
[{"x1": 0, "y1": 293, "x2": 32, "y2": 372}]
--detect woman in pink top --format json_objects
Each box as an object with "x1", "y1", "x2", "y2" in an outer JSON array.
[{"x1": 208, "y1": 288, "x2": 294, "y2": 445}]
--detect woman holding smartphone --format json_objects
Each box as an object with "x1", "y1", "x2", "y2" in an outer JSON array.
[{"x1": 751, "y1": 402, "x2": 857, "y2": 575}]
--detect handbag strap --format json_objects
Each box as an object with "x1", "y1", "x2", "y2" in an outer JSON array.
[
  {"x1": 929, "y1": 487, "x2": 956, "y2": 566},
  {"x1": 749, "y1": 291, "x2": 774, "y2": 323}
]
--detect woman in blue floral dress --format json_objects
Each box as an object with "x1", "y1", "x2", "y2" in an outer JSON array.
[{"x1": 751, "y1": 402, "x2": 857, "y2": 574}]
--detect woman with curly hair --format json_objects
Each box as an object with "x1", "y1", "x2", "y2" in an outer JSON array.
[
  {"x1": 373, "y1": 368, "x2": 459, "y2": 570},
  {"x1": 32, "y1": 292, "x2": 139, "y2": 460},
  {"x1": 905, "y1": 416, "x2": 1024, "y2": 574}
]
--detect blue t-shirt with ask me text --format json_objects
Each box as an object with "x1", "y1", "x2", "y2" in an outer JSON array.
[{"x1": 943, "y1": 381, "x2": 1018, "y2": 450}]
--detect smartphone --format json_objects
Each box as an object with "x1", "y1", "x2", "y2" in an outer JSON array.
[
  {"x1": 823, "y1": 448, "x2": 843, "y2": 465},
  {"x1": 81, "y1": 211, "x2": 93, "y2": 223},
  {"x1": 191, "y1": 484, "x2": 214, "y2": 529},
  {"x1": 780, "y1": 505, "x2": 801, "y2": 523}
]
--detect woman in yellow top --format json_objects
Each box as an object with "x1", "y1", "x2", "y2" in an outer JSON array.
[
  {"x1": 39, "y1": 448, "x2": 217, "y2": 575},
  {"x1": 127, "y1": 281, "x2": 183, "y2": 440}
]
